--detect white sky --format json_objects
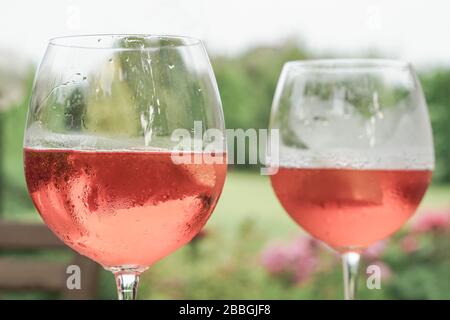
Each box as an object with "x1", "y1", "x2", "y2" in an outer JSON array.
[{"x1": 1, "y1": 0, "x2": 449, "y2": 68}]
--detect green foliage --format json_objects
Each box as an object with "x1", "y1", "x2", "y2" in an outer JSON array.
[
  {"x1": 382, "y1": 228, "x2": 450, "y2": 299},
  {"x1": 420, "y1": 70, "x2": 450, "y2": 183},
  {"x1": 0, "y1": 74, "x2": 35, "y2": 217},
  {"x1": 213, "y1": 42, "x2": 308, "y2": 131}
]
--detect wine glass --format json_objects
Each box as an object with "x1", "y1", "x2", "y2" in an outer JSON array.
[
  {"x1": 23, "y1": 34, "x2": 227, "y2": 300},
  {"x1": 268, "y1": 59, "x2": 434, "y2": 299}
]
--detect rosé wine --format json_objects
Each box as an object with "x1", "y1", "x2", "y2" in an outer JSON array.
[
  {"x1": 24, "y1": 148, "x2": 226, "y2": 269},
  {"x1": 270, "y1": 168, "x2": 431, "y2": 251}
]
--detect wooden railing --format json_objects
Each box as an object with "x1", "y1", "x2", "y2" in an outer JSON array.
[{"x1": 0, "y1": 221, "x2": 100, "y2": 299}]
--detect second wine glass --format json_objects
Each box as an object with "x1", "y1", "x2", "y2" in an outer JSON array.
[{"x1": 268, "y1": 59, "x2": 434, "y2": 299}]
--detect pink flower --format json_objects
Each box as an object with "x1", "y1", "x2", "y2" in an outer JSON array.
[
  {"x1": 411, "y1": 210, "x2": 450, "y2": 233},
  {"x1": 400, "y1": 234, "x2": 419, "y2": 253},
  {"x1": 287, "y1": 237, "x2": 318, "y2": 283},
  {"x1": 362, "y1": 240, "x2": 388, "y2": 261},
  {"x1": 261, "y1": 236, "x2": 319, "y2": 284},
  {"x1": 261, "y1": 243, "x2": 288, "y2": 274},
  {"x1": 293, "y1": 256, "x2": 317, "y2": 283}
]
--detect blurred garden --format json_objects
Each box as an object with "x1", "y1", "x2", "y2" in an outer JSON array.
[{"x1": 1, "y1": 41, "x2": 450, "y2": 299}]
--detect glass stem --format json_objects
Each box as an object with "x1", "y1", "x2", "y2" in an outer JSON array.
[
  {"x1": 342, "y1": 251, "x2": 360, "y2": 300},
  {"x1": 114, "y1": 271, "x2": 140, "y2": 300}
]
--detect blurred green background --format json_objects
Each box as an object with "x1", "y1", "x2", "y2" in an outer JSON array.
[{"x1": 1, "y1": 40, "x2": 450, "y2": 299}]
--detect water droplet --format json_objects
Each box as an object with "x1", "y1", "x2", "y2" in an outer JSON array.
[{"x1": 168, "y1": 64, "x2": 175, "y2": 70}]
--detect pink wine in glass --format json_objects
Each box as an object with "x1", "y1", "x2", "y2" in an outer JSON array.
[
  {"x1": 271, "y1": 168, "x2": 432, "y2": 251},
  {"x1": 24, "y1": 148, "x2": 227, "y2": 268}
]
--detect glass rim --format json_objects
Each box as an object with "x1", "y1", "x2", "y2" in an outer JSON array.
[
  {"x1": 283, "y1": 58, "x2": 412, "y2": 70},
  {"x1": 48, "y1": 34, "x2": 203, "y2": 50}
]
